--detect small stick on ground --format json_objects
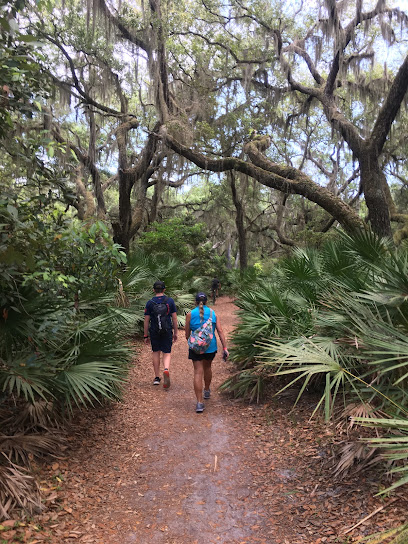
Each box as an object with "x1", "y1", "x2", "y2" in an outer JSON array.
[{"x1": 344, "y1": 498, "x2": 398, "y2": 535}]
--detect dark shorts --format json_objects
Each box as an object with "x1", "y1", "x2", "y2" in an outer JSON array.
[
  {"x1": 188, "y1": 349, "x2": 217, "y2": 362},
  {"x1": 150, "y1": 331, "x2": 173, "y2": 353}
]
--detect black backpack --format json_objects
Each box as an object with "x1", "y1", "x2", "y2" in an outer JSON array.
[{"x1": 151, "y1": 296, "x2": 171, "y2": 335}]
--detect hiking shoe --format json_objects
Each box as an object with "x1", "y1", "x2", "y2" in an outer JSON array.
[
  {"x1": 203, "y1": 389, "x2": 211, "y2": 400},
  {"x1": 163, "y1": 369, "x2": 170, "y2": 389},
  {"x1": 196, "y1": 402, "x2": 205, "y2": 413},
  {"x1": 153, "y1": 376, "x2": 161, "y2": 385}
]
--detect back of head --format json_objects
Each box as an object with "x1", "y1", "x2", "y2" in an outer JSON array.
[
  {"x1": 196, "y1": 292, "x2": 207, "y2": 304},
  {"x1": 196, "y1": 292, "x2": 207, "y2": 321},
  {"x1": 153, "y1": 280, "x2": 166, "y2": 293}
]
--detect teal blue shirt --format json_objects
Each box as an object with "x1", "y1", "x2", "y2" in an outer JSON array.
[{"x1": 190, "y1": 306, "x2": 217, "y2": 353}]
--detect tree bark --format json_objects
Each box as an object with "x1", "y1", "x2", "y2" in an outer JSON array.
[
  {"x1": 360, "y1": 150, "x2": 392, "y2": 238},
  {"x1": 276, "y1": 11, "x2": 408, "y2": 238},
  {"x1": 229, "y1": 172, "x2": 248, "y2": 269}
]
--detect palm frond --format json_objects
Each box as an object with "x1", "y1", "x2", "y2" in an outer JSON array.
[
  {"x1": 0, "y1": 434, "x2": 64, "y2": 464},
  {"x1": 0, "y1": 460, "x2": 42, "y2": 519},
  {"x1": 354, "y1": 416, "x2": 408, "y2": 495},
  {"x1": 56, "y1": 361, "x2": 128, "y2": 411}
]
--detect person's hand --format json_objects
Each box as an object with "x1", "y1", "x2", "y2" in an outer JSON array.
[
  {"x1": 222, "y1": 348, "x2": 229, "y2": 361},
  {"x1": 173, "y1": 332, "x2": 178, "y2": 342},
  {"x1": 144, "y1": 336, "x2": 150, "y2": 345}
]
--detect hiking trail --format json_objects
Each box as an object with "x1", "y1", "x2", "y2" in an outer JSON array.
[{"x1": 34, "y1": 297, "x2": 407, "y2": 544}]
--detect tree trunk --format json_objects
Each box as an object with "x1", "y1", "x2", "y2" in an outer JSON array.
[
  {"x1": 150, "y1": 175, "x2": 165, "y2": 224},
  {"x1": 226, "y1": 240, "x2": 232, "y2": 269},
  {"x1": 360, "y1": 151, "x2": 392, "y2": 238},
  {"x1": 114, "y1": 170, "x2": 133, "y2": 253},
  {"x1": 229, "y1": 172, "x2": 248, "y2": 270}
]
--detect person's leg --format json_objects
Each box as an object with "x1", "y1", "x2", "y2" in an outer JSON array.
[
  {"x1": 152, "y1": 351, "x2": 161, "y2": 377},
  {"x1": 161, "y1": 334, "x2": 172, "y2": 389},
  {"x1": 162, "y1": 352, "x2": 171, "y2": 370},
  {"x1": 162, "y1": 352, "x2": 171, "y2": 389},
  {"x1": 193, "y1": 360, "x2": 204, "y2": 403},
  {"x1": 203, "y1": 360, "x2": 212, "y2": 391}
]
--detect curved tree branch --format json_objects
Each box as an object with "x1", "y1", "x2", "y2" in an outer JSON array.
[
  {"x1": 159, "y1": 127, "x2": 363, "y2": 233},
  {"x1": 370, "y1": 54, "x2": 408, "y2": 156}
]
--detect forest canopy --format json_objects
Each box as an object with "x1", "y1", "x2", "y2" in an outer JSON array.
[{"x1": 1, "y1": 0, "x2": 408, "y2": 266}]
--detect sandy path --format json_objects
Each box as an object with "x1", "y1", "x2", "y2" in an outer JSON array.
[{"x1": 120, "y1": 296, "x2": 271, "y2": 544}]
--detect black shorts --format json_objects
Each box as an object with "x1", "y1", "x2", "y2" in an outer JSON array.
[
  {"x1": 150, "y1": 331, "x2": 173, "y2": 353},
  {"x1": 188, "y1": 349, "x2": 217, "y2": 362}
]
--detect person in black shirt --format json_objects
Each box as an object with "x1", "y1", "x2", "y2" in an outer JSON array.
[
  {"x1": 144, "y1": 280, "x2": 178, "y2": 388},
  {"x1": 211, "y1": 277, "x2": 221, "y2": 301}
]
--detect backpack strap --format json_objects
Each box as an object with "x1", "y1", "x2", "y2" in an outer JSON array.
[{"x1": 162, "y1": 296, "x2": 169, "y2": 314}]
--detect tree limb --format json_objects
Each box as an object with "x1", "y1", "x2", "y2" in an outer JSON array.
[
  {"x1": 159, "y1": 127, "x2": 364, "y2": 233},
  {"x1": 370, "y1": 54, "x2": 408, "y2": 156}
]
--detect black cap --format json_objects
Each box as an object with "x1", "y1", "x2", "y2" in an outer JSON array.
[
  {"x1": 153, "y1": 280, "x2": 165, "y2": 290},
  {"x1": 196, "y1": 292, "x2": 207, "y2": 302}
]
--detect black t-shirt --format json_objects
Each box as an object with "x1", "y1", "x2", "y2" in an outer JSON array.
[
  {"x1": 211, "y1": 279, "x2": 220, "y2": 289},
  {"x1": 144, "y1": 295, "x2": 177, "y2": 333}
]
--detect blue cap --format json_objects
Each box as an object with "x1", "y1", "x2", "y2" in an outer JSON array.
[{"x1": 196, "y1": 292, "x2": 207, "y2": 302}]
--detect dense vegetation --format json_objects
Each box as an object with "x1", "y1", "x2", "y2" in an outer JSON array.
[
  {"x1": 221, "y1": 231, "x2": 408, "y2": 542},
  {"x1": 1, "y1": 0, "x2": 408, "y2": 538}
]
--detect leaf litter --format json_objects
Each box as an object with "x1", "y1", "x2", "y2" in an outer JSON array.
[{"x1": 4, "y1": 298, "x2": 407, "y2": 543}]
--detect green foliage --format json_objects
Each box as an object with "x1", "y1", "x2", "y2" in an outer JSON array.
[
  {"x1": 138, "y1": 217, "x2": 206, "y2": 262},
  {"x1": 223, "y1": 266, "x2": 264, "y2": 295},
  {"x1": 225, "y1": 230, "x2": 408, "y2": 411},
  {"x1": 223, "y1": 229, "x2": 408, "y2": 506},
  {"x1": 0, "y1": 197, "x2": 126, "y2": 309},
  {"x1": 0, "y1": 198, "x2": 131, "y2": 410},
  {"x1": 355, "y1": 417, "x2": 408, "y2": 496},
  {"x1": 0, "y1": 1, "x2": 49, "y2": 138}
]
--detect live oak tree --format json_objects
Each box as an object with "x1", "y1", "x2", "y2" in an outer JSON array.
[
  {"x1": 255, "y1": 0, "x2": 408, "y2": 237},
  {"x1": 24, "y1": 0, "x2": 408, "y2": 253},
  {"x1": 157, "y1": 0, "x2": 408, "y2": 238}
]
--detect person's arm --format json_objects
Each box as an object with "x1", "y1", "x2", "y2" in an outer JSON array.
[
  {"x1": 172, "y1": 312, "x2": 178, "y2": 342},
  {"x1": 215, "y1": 318, "x2": 229, "y2": 358},
  {"x1": 144, "y1": 315, "x2": 150, "y2": 344},
  {"x1": 185, "y1": 312, "x2": 191, "y2": 340}
]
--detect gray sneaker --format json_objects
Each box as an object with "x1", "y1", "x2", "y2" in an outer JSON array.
[
  {"x1": 203, "y1": 389, "x2": 211, "y2": 400},
  {"x1": 196, "y1": 402, "x2": 205, "y2": 413}
]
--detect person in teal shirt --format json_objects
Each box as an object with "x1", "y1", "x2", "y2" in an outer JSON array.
[{"x1": 185, "y1": 292, "x2": 229, "y2": 413}]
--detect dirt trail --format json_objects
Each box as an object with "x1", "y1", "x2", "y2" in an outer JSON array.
[
  {"x1": 58, "y1": 297, "x2": 275, "y2": 544},
  {"x1": 119, "y1": 296, "x2": 271, "y2": 544},
  {"x1": 39, "y1": 297, "x2": 407, "y2": 544}
]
